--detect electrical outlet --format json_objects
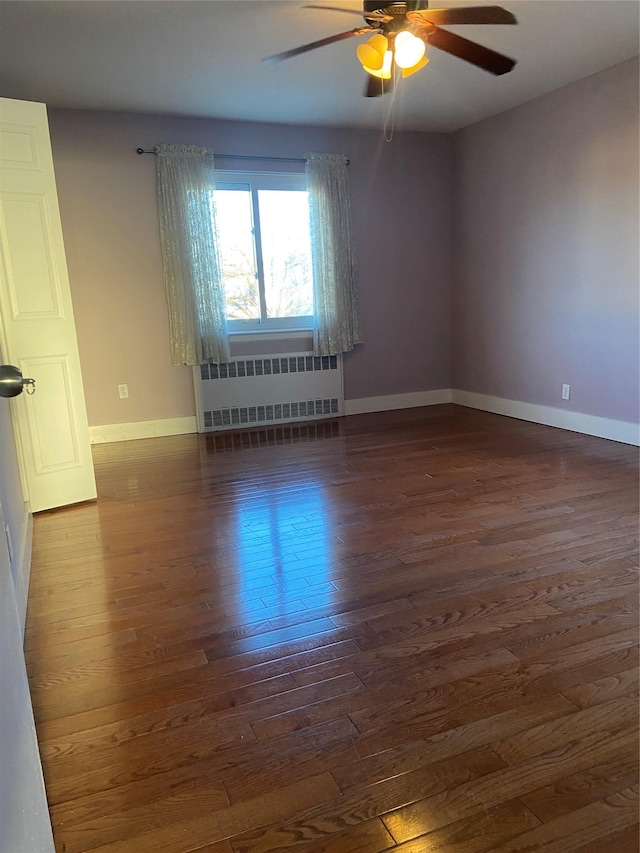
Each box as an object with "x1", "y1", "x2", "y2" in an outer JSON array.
[
  {"x1": 118, "y1": 384, "x2": 129, "y2": 399},
  {"x1": 562, "y1": 384, "x2": 571, "y2": 401}
]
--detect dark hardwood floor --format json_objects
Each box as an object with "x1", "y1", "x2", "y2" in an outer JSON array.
[{"x1": 25, "y1": 404, "x2": 639, "y2": 852}]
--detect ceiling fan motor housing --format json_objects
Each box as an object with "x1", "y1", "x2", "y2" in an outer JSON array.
[
  {"x1": 363, "y1": 2, "x2": 429, "y2": 32},
  {"x1": 363, "y1": 1, "x2": 429, "y2": 13}
]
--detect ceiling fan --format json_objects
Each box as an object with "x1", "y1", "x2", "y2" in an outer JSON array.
[{"x1": 264, "y1": 1, "x2": 518, "y2": 96}]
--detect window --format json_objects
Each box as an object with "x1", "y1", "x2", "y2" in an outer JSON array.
[{"x1": 213, "y1": 172, "x2": 314, "y2": 332}]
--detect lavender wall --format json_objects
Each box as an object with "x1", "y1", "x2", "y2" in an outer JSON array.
[
  {"x1": 452, "y1": 58, "x2": 639, "y2": 424},
  {"x1": 48, "y1": 110, "x2": 453, "y2": 427}
]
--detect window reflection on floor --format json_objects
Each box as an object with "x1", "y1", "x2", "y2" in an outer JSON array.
[
  {"x1": 203, "y1": 420, "x2": 342, "y2": 455},
  {"x1": 233, "y1": 480, "x2": 333, "y2": 620}
]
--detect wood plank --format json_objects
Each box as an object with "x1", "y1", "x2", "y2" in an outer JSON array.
[
  {"x1": 389, "y1": 799, "x2": 541, "y2": 852},
  {"x1": 332, "y1": 694, "x2": 576, "y2": 792},
  {"x1": 230, "y1": 747, "x2": 506, "y2": 853},
  {"x1": 562, "y1": 667, "x2": 640, "y2": 709},
  {"x1": 44, "y1": 704, "x2": 357, "y2": 806},
  {"x1": 491, "y1": 696, "x2": 639, "y2": 766},
  {"x1": 569, "y1": 824, "x2": 639, "y2": 853},
  {"x1": 521, "y1": 748, "x2": 639, "y2": 822},
  {"x1": 293, "y1": 819, "x2": 394, "y2": 853},
  {"x1": 484, "y1": 785, "x2": 639, "y2": 853},
  {"x1": 53, "y1": 778, "x2": 231, "y2": 853},
  {"x1": 380, "y1": 731, "x2": 636, "y2": 844},
  {"x1": 88, "y1": 771, "x2": 342, "y2": 853},
  {"x1": 49, "y1": 761, "x2": 231, "y2": 831}
]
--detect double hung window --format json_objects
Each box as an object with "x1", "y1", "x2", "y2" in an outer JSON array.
[{"x1": 213, "y1": 172, "x2": 314, "y2": 331}]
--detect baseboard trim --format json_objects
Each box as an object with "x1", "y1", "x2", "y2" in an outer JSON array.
[
  {"x1": 88, "y1": 395, "x2": 639, "y2": 447},
  {"x1": 90, "y1": 417, "x2": 197, "y2": 445},
  {"x1": 452, "y1": 390, "x2": 640, "y2": 446},
  {"x1": 345, "y1": 389, "x2": 452, "y2": 416},
  {"x1": 15, "y1": 502, "x2": 32, "y2": 639}
]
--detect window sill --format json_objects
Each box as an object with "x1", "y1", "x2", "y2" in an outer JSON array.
[{"x1": 228, "y1": 328, "x2": 313, "y2": 343}]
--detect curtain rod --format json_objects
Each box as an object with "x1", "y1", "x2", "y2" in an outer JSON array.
[{"x1": 136, "y1": 148, "x2": 349, "y2": 165}]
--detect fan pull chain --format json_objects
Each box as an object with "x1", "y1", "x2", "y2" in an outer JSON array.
[{"x1": 382, "y1": 68, "x2": 398, "y2": 142}]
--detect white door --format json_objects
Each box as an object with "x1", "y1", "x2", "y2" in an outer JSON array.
[
  {"x1": 0, "y1": 495, "x2": 55, "y2": 853},
  {"x1": 0, "y1": 393, "x2": 54, "y2": 851},
  {"x1": 0, "y1": 97, "x2": 95, "y2": 512}
]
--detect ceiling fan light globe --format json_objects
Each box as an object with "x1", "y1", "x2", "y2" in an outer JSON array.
[
  {"x1": 367, "y1": 33, "x2": 389, "y2": 55},
  {"x1": 394, "y1": 30, "x2": 426, "y2": 69},
  {"x1": 362, "y1": 49, "x2": 393, "y2": 79},
  {"x1": 356, "y1": 33, "x2": 388, "y2": 71},
  {"x1": 357, "y1": 43, "x2": 383, "y2": 70},
  {"x1": 401, "y1": 54, "x2": 429, "y2": 78}
]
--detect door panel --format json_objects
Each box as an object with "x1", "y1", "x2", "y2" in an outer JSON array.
[
  {"x1": 0, "y1": 97, "x2": 95, "y2": 511},
  {"x1": 2, "y1": 193, "x2": 64, "y2": 317}
]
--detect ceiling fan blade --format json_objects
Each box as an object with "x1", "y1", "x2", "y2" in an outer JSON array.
[
  {"x1": 426, "y1": 26, "x2": 516, "y2": 75},
  {"x1": 408, "y1": 6, "x2": 517, "y2": 26},
  {"x1": 364, "y1": 74, "x2": 394, "y2": 97},
  {"x1": 304, "y1": 5, "x2": 392, "y2": 22},
  {"x1": 263, "y1": 26, "x2": 373, "y2": 63}
]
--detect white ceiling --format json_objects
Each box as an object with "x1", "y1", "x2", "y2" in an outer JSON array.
[{"x1": 0, "y1": 0, "x2": 638, "y2": 132}]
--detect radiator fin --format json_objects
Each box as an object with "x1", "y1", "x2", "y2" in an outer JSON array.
[
  {"x1": 201, "y1": 355, "x2": 337, "y2": 380},
  {"x1": 205, "y1": 397, "x2": 339, "y2": 430}
]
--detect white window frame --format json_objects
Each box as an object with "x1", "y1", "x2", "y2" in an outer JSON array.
[{"x1": 213, "y1": 170, "x2": 314, "y2": 335}]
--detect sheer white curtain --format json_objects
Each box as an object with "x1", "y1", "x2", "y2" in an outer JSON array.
[
  {"x1": 155, "y1": 144, "x2": 229, "y2": 365},
  {"x1": 305, "y1": 153, "x2": 361, "y2": 356}
]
